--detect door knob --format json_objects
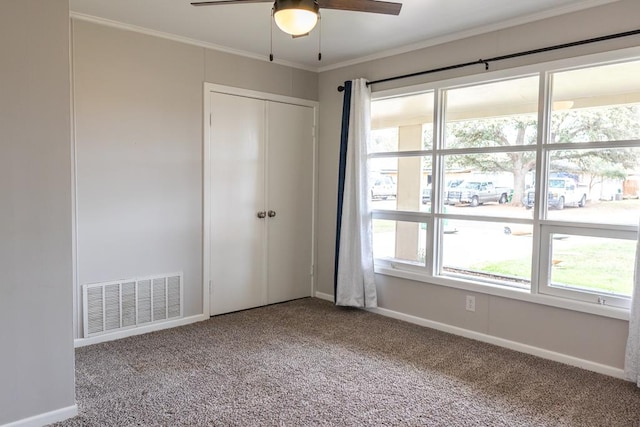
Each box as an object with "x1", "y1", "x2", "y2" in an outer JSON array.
[
  {"x1": 257, "y1": 211, "x2": 266, "y2": 219},
  {"x1": 268, "y1": 210, "x2": 276, "y2": 218}
]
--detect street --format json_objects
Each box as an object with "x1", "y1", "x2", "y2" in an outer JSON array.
[{"x1": 371, "y1": 198, "x2": 639, "y2": 278}]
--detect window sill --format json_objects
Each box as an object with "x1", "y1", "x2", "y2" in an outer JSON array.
[{"x1": 374, "y1": 264, "x2": 630, "y2": 321}]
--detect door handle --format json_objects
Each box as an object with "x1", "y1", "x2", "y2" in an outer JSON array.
[
  {"x1": 257, "y1": 211, "x2": 266, "y2": 219},
  {"x1": 268, "y1": 210, "x2": 276, "y2": 218}
]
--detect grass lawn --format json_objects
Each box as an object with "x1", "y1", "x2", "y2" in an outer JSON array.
[
  {"x1": 373, "y1": 220, "x2": 396, "y2": 233},
  {"x1": 473, "y1": 238, "x2": 635, "y2": 296},
  {"x1": 372, "y1": 199, "x2": 637, "y2": 297}
]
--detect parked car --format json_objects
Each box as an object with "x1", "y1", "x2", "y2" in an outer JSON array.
[
  {"x1": 444, "y1": 180, "x2": 511, "y2": 207},
  {"x1": 371, "y1": 175, "x2": 396, "y2": 200},
  {"x1": 524, "y1": 177, "x2": 587, "y2": 209},
  {"x1": 422, "y1": 180, "x2": 463, "y2": 204},
  {"x1": 422, "y1": 185, "x2": 431, "y2": 204}
]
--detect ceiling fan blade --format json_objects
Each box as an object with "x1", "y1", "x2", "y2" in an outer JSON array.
[
  {"x1": 191, "y1": 0, "x2": 273, "y2": 6},
  {"x1": 318, "y1": 0, "x2": 402, "y2": 15}
]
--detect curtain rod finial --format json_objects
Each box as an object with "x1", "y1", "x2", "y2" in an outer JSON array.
[{"x1": 337, "y1": 85, "x2": 345, "y2": 92}]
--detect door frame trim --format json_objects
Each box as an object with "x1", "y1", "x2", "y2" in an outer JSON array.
[{"x1": 202, "y1": 83, "x2": 319, "y2": 317}]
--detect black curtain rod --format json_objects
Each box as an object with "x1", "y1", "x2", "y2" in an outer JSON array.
[{"x1": 337, "y1": 28, "x2": 640, "y2": 92}]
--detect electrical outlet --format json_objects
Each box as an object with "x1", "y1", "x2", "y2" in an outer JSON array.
[{"x1": 466, "y1": 295, "x2": 476, "y2": 312}]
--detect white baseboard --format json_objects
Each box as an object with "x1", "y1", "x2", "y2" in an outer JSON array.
[
  {"x1": 1, "y1": 404, "x2": 77, "y2": 427},
  {"x1": 314, "y1": 291, "x2": 333, "y2": 302},
  {"x1": 74, "y1": 314, "x2": 208, "y2": 347},
  {"x1": 314, "y1": 291, "x2": 625, "y2": 380}
]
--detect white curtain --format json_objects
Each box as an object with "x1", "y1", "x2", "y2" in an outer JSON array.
[
  {"x1": 624, "y1": 218, "x2": 640, "y2": 385},
  {"x1": 335, "y1": 79, "x2": 377, "y2": 307}
]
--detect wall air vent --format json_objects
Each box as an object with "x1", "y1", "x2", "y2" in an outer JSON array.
[{"x1": 82, "y1": 273, "x2": 183, "y2": 338}]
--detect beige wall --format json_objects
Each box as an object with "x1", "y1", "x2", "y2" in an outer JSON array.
[
  {"x1": 72, "y1": 20, "x2": 318, "y2": 338},
  {"x1": 73, "y1": 20, "x2": 205, "y2": 332},
  {"x1": 375, "y1": 276, "x2": 629, "y2": 368},
  {"x1": 317, "y1": 0, "x2": 640, "y2": 369},
  {"x1": 205, "y1": 49, "x2": 318, "y2": 100},
  {"x1": 0, "y1": 0, "x2": 75, "y2": 424}
]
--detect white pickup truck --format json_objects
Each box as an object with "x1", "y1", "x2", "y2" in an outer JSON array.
[
  {"x1": 524, "y1": 177, "x2": 587, "y2": 209},
  {"x1": 370, "y1": 175, "x2": 396, "y2": 200}
]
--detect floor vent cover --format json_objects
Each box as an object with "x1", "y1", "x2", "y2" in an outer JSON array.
[{"x1": 82, "y1": 273, "x2": 183, "y2": 338}]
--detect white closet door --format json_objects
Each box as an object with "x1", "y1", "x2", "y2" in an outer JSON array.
[
  {"x1": 266, "y1": 101, "x2": 314, "y2": 304},
  {"x1": 210, "y1": 92, "x2": 267, "y2": 315}
]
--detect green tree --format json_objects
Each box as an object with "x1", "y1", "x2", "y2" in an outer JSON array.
[
  {"x1": 551, "y1": 106, "x2": 640, "y2": 143},
  {"x1": 446, "y1": 115, "x2": 537, "y2": 206},
  {"x1": 552, "y1": 106, "x2": 640, "y2": 198},
  {"x1": 447, "y1": 105, "x2": 640, "y2": 206}
]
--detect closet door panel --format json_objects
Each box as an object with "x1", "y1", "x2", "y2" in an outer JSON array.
[
  {"x1": 266, "y1": 101, "x2": 314, "y2": 304},
  {"x1": 210, "y1": 92, "x2": 267, "y2": 315}
]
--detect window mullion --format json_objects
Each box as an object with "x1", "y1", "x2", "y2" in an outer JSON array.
[
  {"x1": 530, "y1": 71, "x2": 552, "y2": 296},
  {"x1": 440, "y1": 145, "x2": 536, "y2": 155},
  {"x1": 431, "y1": 87, "x2": 446, "y2": 276},
  {"x1": 368, "y1": 150, "x2": 431, "y2": 159}
]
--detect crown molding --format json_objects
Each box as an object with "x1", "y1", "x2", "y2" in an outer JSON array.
[
  {"x1": 317, "y1": 0, "x2": 622, "y2": 72},
  {"x1": 69, "y1": 11, "x2": 317, "y2": 72}
]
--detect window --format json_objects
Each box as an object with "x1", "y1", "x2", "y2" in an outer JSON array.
[
  {"x1": 372, "y1": 219, "x2": 427, "y2": 265},
  {"x1": 539, "y1": 228, "x2": 635, "y2": 306},
  {"x1": 369, "y1": 53, "x2": 640, "y2": 311}
]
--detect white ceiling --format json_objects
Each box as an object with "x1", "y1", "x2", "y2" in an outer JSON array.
[{"x1": 69, "y1": 0, "x2": 620, "y2": 71}]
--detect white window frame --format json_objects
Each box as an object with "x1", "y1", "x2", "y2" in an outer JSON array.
[
  {"x1": 538, "y1": 223, "x2": 636, "y2": 308},
  {"x1": 369, "y1": 46, "x2": 640, "y2": 319}
]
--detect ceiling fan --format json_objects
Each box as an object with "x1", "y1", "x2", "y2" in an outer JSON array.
[{"x1": 191, "y1": 0, "x2": 402, "y2": 37}]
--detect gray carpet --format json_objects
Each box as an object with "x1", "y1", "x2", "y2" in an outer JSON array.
[{"x1": 53, "y1": 298, "x2": 640, "y2": 426}]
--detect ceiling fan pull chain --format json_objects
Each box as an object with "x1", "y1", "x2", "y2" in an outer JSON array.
[
  {"x1": 318, "y1": 13, "x2": 322, "y2": 61},
  {"x1": 270, "y1": 6, "x2": 274, "y2": 62}
]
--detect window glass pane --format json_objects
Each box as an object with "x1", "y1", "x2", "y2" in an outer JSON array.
[
  {"x1": 369, "y1": 157, "x2": 397, "y2": 204},
  {"x1": 549, "y1": 234, "x2": 634, "y2": 297},
  {"x1": 371, "y1": 92, "x2": 434, "y2": 152},
  {"x1": 445, "y1": 76, "x2": 539, "y2": 149},
  {"x1": 370, "y1": 128, "x2": 399, "y2": 153},
  {"x1": 551, "y1": 60, "x2": 640, "y2": 143},
  {"x1": 440, "y1": 219, "x2": 531, "y2": 288},
  {"x1": 543, "y1": 148, "x2": 640, "y2": 225},
  {"x1": 372, "y1": 219, "x2": 427, "y2": 265},
  {"x1": 370, "y1": 156, "x2": 432, "y2": 212},
  {"x1": 442, "y1": 153, "x2": 535, "y2": 219}
]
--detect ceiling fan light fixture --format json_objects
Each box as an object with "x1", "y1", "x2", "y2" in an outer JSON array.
[{"x1": 273, "y1": 0, "x2": 319, "y2": 36}]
